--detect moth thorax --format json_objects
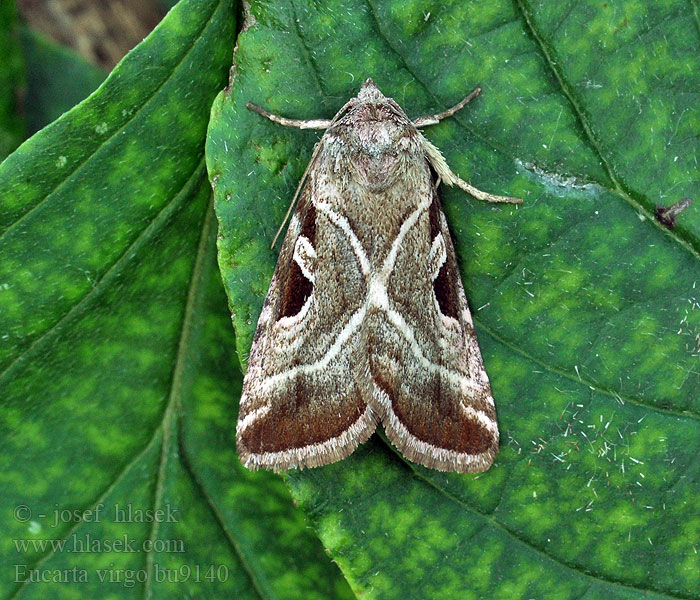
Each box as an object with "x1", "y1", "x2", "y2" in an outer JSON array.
[{"x1": 346, "y1": 117, "x2": 419, "y2": 191}]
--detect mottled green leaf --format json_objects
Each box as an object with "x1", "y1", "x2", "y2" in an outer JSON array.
[
  {"x1": 0, "y1": 0, "x2": 351, "y2": 598},
  {"x1": 207, "y1": 0, "x2": 700, "y2": 598},
  {"x1": 18, "y1": 27, "x2": 106, "y2": 135},
  {"x1": 0, "y1": 0, "x2": 25, "y2": 159}
]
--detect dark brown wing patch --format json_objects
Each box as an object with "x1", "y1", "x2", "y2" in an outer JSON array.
[
  {"x1": 278, "y1": 202, "x2": 316, "y2": 319},
  {"x1": 374, "y1": 365, "x2": 494, "y2": 456},
  {"x1": 239, "y1": 383, "x2": 367, "y2": 453},
  {"x1": 429, "y1": 192, "x2": 460, "y2": 320}
]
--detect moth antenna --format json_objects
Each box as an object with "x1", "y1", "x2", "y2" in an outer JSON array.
[
  {"x1": 412, "y1": 87, "x2": 482, "y2": 127},
  {"x1": 451, "y1": 177, "x2": 522, "y2": 205},
  {"x1": 246, "y1": 103, "x2": 330, "y2": 248},
  {"x1": 246, "y1": 102, "x2": 332, "y2": 130},
  {"x1": 267, "y1": 99, "x2": 358, "y2": 248}
]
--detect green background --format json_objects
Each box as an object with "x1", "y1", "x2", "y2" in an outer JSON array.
[
  {"x1": 207, "y1": 1, "x2": 699, "y2": 599},
  {"x1": 0, "y1": 1, "x2": 351, "y2": 598}
]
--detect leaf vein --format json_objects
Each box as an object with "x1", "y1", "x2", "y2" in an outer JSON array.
[
  {"x1": 0, "y1": 162, "x2": 208, "y2": 387},
  {"x1": 477, "y1": 320, "x2": 700, "y2": 423},
  {"x1": 0, "y1": 0, "x2": 220, "y2": 242},
  {"x1": 513, "y1": 0, "x2": 700, "y2": 261},
  {"x1": 397, "y1": 452, "x2": 692, "y2": 600}
]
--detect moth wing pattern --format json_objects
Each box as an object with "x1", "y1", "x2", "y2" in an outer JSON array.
[
  {"x1": 237, "y1": 171, "x2": 378, "y2": 471},
  {"x1": 367, "y1": 181, "x2": 499, "y2": 473},
  {"x1": 240, "y1": 78, "x2": 514, "y2": 473}
]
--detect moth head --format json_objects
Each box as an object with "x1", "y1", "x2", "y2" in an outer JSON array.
[
  {"x1": 357, "y1": 78, "x2": 384, "y2": 102},
  {"x1": 353, "y1": 79, "x2": 408, "y2": 122},
  {"x1": 333, "y1": 80, "x2": 415, "y2": 145},
  {"x1": 327, "y1": 80, "x2": 420, "y2": 191}
]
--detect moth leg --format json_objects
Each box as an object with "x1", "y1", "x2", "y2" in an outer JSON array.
[
  {"x1": 451, "y1": 177, "x2": 522, "y2": 204},
  {"x1": 412, "y1": 87, "x2": 482, "y2": 127},
  {"x1": 247, "y1": 102, "x2": 333, "y2": 247},
  {"x1": 424, "y1": 140, "x2": 523, "y2": 205},
  {"x1": 246, "y1": 103, "x2": 332, "y2": 130}
]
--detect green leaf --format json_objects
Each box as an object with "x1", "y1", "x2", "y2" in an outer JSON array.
[
  {"x1": 0, "y1": 0, "x2": 26, "y2": 159},
  {"x1": 207, "y1": 1, "x2": 700, "y2": 598},
  {"x1": 18, "y1": 27, "x2": 106, "y2": 135},
  {"x1": 0, "y1": 1, "x2": 351, "y2": 598},
  {"x1": 161, "y1": 0, "x2": 181, "y2": 12}
]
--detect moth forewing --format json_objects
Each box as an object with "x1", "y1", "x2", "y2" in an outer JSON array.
[
  {"x1": 236, "y1": 184, "x2": 378, "y2": 472},
  {"x1": 238, "y1": 78, "x2": 519, "y2": 473}
]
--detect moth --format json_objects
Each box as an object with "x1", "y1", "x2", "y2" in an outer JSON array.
[{"x1": 238, "y1": 78, "x2": 521, "y2": 473}]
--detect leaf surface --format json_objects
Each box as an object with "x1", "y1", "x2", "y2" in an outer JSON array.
[
  {"x1": 0, "y1": 0, "x2": 25, "y2": 159},
  {"x1": 0, "y1": 1, "x2": 351, "y2": 598},
  {"x1": 18, "y1": 27, "x2": 107, "y2": 135},
  {"x1": 207, "y1": 1, "x2": 700, "y2": 598}
]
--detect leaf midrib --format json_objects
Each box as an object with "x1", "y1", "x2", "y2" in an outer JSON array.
[
  {"x1": 513, "y1": 0, "x2": 700, "y2": 260},
  {"x1": 6, "y1": 201, "x2": 267, "y2": 600},
  {"x1": 363, "y1": 0, "x2": 699, "y2": 418},
  {"x1": 361, "y1": 0, "x2": 699, "y2": 262},
  {"x1": 287, "y1": 0, "x2": 699, "y2": 422},
  {"x1": 143, "y1": 205, "x2": 266, "y2": 600}
]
